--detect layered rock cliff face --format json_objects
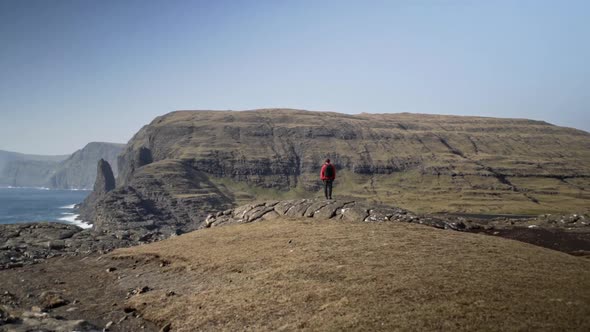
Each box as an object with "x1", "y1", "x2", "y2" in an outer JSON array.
[
  {"x1": 83, "y1": 109, "x2": 590, "y2": 232},
  {"x1": 0, "y1": 142, "x2": 124, "y2": 189}
]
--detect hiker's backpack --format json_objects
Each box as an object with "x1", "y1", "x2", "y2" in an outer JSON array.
[{"x1": 325, "y1": 164, "x2": 335, "y2": 178}]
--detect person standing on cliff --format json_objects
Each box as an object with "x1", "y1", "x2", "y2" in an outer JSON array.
[{"x1": 320, "y1": 159, "x2": 336, "y2": 200}]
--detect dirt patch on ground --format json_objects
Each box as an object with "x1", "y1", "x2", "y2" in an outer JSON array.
[
  {"x1": 473, "y1": 227, "x2": 590, "y2": 256},
  {"x1": 0, "y1": 255, "x2": 159, "y2": 331}
]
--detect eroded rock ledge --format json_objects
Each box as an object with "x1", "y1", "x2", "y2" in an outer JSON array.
[{"x1": 203, "y1": 198, "x2": 467, "y2": 231}]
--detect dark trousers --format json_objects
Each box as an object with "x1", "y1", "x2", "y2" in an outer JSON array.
[{"x1": 323, "y1": 179, "x2": 333, "y2": 199}]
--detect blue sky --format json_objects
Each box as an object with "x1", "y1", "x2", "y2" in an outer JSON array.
[{"x1": 1, "y1": 0, "x2": 589, "y2": 154}]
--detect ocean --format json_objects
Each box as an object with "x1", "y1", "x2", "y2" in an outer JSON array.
[{"x1": 0, "y1": 187, "x2": 92, "y2": 228}]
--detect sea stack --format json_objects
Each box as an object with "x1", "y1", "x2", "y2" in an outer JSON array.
[
  {"x1": 78, "y1": 159, "x2": 116, "y2": 223},
  {"x1": 94, "y1": 159, "x2": 116, "y2": 194}
]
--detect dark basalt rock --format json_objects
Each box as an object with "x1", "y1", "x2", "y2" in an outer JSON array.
[
  {"x1": 78, "y1": 159, "x2": 116, "y2": 223},
  {"x1": 80, "y1": 159, "x2": 233, "y2": 239},
  {"x1": 0, "y1": 223, "x2": 140, "y2": 270},
  {"x1": 95, "y1": 159, "x2": 116, "y2": 193}
]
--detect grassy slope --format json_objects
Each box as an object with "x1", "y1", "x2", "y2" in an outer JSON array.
[
  {"x1": 112, "y1": 220, "x2": 590, "y2": 331},
  {"x1": 210, "y1": 169, "x2": 590, "y2": 214}
]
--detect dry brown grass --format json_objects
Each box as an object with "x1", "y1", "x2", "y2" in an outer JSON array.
[{"x1": 112, "y1": 220, "x2": 590, "y2": 331}]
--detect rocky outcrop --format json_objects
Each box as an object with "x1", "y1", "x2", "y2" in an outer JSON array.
[
  {"x1": 203, "y1": 198, "x2": 466, "y2": 231},
  {"x1": 78, "y1": 159, "x2": 117, "y2": 223},
  {"x1": 94, "y1": 159, "x2": 116, "y2": 193},
  {"x1": 81, "y1": 159, "x2": 233, "y2": 237},
  {"x1": 0, "y1": 309, "x2": 99, "y2": 332},
  {"x1": 0, "y1": 223, "x2": 137, "y2": 270}
]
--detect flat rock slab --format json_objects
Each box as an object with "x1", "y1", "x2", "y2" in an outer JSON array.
[
  {"x1": 304, "y1": 201, "x2": 333, "y2": 217},
  {"x1": 285, "y1": 201, "x2": 315, "y2": 218},
  {"x1": 246, "y1": 206, "x2": 277, "y2": 222},
  {"x1": 313, "y1": 201, "x2": 348, "y2": 219},
  {"x1": 340, "y1": 204, "x2": 370, "y2": 222},
  {"x1": 274, "y1": 200, "x2": 305, "y2": 216},
  {"x1": 205, "y1": 199, "x2": 423, "y2": 226},
  {"x1": 232, "y1": 202, "x2": 266, "y2": 219}
]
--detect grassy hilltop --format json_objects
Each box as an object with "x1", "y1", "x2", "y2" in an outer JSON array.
[{"x1": 111, "y1": 219, "x2": 590, "y2": 331}]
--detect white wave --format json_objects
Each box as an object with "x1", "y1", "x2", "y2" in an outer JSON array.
[
  {"x1": 58, "y1": 213, "x2": 92, "y2": 229},
  {"x1": 0, "y1": 186, "x2": 90, "y2": 191},
  {"x1": 0, "y1": 186, "x2": 51, "y2": 190},
  {"x1": 59, "y1": 204, "x2": 77, "y2": 209}
]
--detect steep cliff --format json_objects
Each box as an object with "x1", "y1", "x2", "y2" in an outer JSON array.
[
  {"x1": 0, "y1": 150, "x2": 68, "y2": 187},
  {"x1": 83, "y1": 109, "x2": 590, "y2": 232},
  {"x1": 47, "y1": 142, "x2": 124, "y2": 189},
  {"x1": 0, "y1": 160, "x2": 61, "y2": 188},
  {"x1": 0, "y1": 142, "x2": 124, "y2": 189}
]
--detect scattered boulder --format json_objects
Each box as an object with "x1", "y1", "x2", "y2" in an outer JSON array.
[
  {"x1": 1, "y1": 310, "x2": 100, "y2": 332},
  {"x1": 339, "y1": 204, "x2": 369, "y2": 222},
  {"x1": 313, "y1": 201, "x2": 346, "y2": 219},
  {"x1": 95, "y1": 159, "x2": 116, "y2": 194},
  {"x1": 40, "y1": 291, "x2": 69, "y2": 310}
]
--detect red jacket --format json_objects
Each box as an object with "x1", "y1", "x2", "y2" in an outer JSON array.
[{"x1": 320, "y1": 163, "x2": 336, "y2": 180}]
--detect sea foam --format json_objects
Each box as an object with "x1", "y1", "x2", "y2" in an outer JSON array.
[
  {"x1": 1, "y1": 186, "x2": 51, "y2": 190},
  {"x1": 60, "y1": 204, "x2": 77, "y2": 209},
  {"x1": 59, "y1": 212, "x2": 92, "y2": 229}
]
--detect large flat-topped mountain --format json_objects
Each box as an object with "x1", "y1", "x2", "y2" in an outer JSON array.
[
  {"x1": 81, "y1": 109, "x2": 590, "y2": 235},
  {"x1": 113, "y1": 109, "x2": 589, "y2": 214}
]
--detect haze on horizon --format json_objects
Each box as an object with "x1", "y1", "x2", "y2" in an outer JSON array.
[{"x1": 1, "y1": 0, "x2": 589, "y2": 155}]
